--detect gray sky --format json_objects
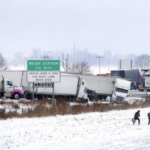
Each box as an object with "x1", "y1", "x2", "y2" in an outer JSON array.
[{"x1": 0, "y1": 0, "x2": 150, "y2": 58}]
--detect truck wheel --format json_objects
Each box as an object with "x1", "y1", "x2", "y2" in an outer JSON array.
[{"x1": 13, "y1": 93, "x2": 20, "y2": 99}]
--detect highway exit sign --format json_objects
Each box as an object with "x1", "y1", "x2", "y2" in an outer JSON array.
[{"x1": 27, "y1": 60, "x2": 60, "y2": 71}]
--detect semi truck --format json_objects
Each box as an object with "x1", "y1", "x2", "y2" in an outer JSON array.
[
  {"x1": 111, "y1": 69, "x2": 141, "y2": 90},
  {"x1": 137, "y1": 69, "x2": 150, "y2": 91},
  {"x1": 111, "y1": 69, "x2": 150, "y2": 91},
  {"x1": 62, "y1": 72, "x2": 131, "y2": 103},
  {"x1": 0, "y1": 70, "x2": 89, "y2": 102},
  {"x1": 0, "y1": 76, "x2": 24, "y2": 99},
  {"x1": 0, "y1": 70, "x2": 131, "y2": 103},
  {"x1": 32, "y1": 75, "x2": 89, "y2": 102},
  {"x1": 111, "y1": 77, "x2": 131, "y2": 102}
]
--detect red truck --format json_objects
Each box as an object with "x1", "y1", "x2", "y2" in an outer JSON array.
[{"x1": 138, "y1": 69, "x2": 150, "y2": 91}]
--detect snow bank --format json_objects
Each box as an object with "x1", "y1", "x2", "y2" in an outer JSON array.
[{"x1": 125, "y1": 97, "x2": 146, "y2": 104}]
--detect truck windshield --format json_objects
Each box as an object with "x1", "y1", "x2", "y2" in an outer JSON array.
[
  {"x1": 84, "y1": 87, "x2": 88, "y2": 93},
  {"x1": 116, "y1": 88, "x2": 128, "y2": 93},
  {"x1": 7, "y1": 81, "x2": 12, "y2": 86},
  {"x1": 139, "y1": 78, "x2": 145, "y2": 83}
]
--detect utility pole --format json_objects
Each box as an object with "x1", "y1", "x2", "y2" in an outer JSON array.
[
  {"x1": 74, "y1": 42, "x2": 76, "y2": 65},
  {"x1": 41, "y1": 55, "x2": 49, "y2": 60},
  {"x1": 96, "y1": 55, "x2": 103, "y2": 74},
  {"x1": 108, "y1": 60, "x2": 110, "y2": 73}
]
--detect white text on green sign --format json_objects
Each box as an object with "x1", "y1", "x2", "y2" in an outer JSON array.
[{"x1": 27, "y1": 60, "x2": 60, "y2": 71}]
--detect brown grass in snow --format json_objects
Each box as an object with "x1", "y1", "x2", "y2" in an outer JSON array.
[{"x1": 0, "y1": 98, "x2": 150, "y2": 119}]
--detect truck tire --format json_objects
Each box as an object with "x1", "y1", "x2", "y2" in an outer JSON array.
[{"x1": 13, "y1": 93, "x2": 20, "y2": 99}]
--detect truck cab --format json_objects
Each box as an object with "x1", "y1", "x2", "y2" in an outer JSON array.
[
  {"x1": 77, "y1": 78, "x2": 89, "y2": 102},
  {"x1": 0, "y1": 77, "x2": 24, "y2": 99},
  {"x1": 111, "y1": 78, "x2": 131, "y2": 103}
]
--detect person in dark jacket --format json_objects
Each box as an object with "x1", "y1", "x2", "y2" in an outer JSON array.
[{"x1": 133, "y1": 110, "x2": 140, "y2": 125}]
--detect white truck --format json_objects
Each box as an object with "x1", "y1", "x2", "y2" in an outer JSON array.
[
  {"x1": 111, "y1": 78, "x2": 131, "y2": 103},
  {"x1": 0, "y1": 70, "x2": 89, "y2": 102},
  {"x1": 33, "y1": 75, "x2": 88, "y2": 102},
  {"x1": 62, "y1": 72, "x2": 131, "y2": 103},
  {"x1": 0, "y1": 76, "x2": 24, "y2": 99}
]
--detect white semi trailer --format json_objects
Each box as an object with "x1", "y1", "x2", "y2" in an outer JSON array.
[
  {"x1": 0, "y1": 70, "x2": 131, "y2": 103},
  {"x1": 0, "y1": 71, "x2": 89, "y2": 101},
  {"x1": 62, "y1": 73, "x2": 131, "y2": 103}
]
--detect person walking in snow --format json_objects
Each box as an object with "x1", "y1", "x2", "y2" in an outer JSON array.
[
  {"x1": 147, "y1": 112, "x2": 150, "y2": 125},
  {"x1": 133, "y1": 110, "x2": 140, "y2": 125}
]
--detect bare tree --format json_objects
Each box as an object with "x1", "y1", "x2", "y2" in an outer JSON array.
[
  {"x1": 134, "y1": 54, "x2": 150, "y2": 69},
  {"x1": 58, "y1": 51, "x2": 91, "y2": 74},
  {"x1": 58, "y1": 52, "x2": 70, "y2": 71},
  {"x1": 0, "y1": 52, "x2": 7, "y2": 69},
  {"x1": 42, "y1": 50, "x2": 54, "y2": 59},
  {"x1": 41, "y1": 55, "x2": 50, "y2": 60},
  {"x1": 71, "y1": 61, "x2": 91, "y2": 74},
  {"x1": 29, "y1": 49, "x2": 41, "y2": 60},
  {"x1": 13, "y1": 52, "x2": 25, "y2": 66}
]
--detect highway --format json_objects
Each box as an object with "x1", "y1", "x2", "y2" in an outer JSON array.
[{"x1": 130, "y1": 90, "x2": 150, "y2": 98}]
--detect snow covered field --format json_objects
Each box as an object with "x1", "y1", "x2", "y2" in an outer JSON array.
[{"x1": 1, "y1": 107, "x2": 150, "y2": 150}]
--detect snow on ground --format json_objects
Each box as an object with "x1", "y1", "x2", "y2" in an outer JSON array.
[
  {"x1": 125, "y1": 97, "x2": 146, "y2": 104},
  {"x1": 90, "y1": 65, "x2": 117, "y2": 75},
  {"x1": 1, "y1": 106, "x2": 150, "y2": 150},
  {"x1": 0, "y1": 98, "x2": 37, "y2": 114}
]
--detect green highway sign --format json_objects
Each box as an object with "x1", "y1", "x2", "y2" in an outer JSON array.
[{"x1": 27, "y1": 60, "x2": 60, "y2": 71}]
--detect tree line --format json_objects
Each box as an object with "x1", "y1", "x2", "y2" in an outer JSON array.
[{"x1": 1, "y1": 50, "x2": 150, "y2": 74}]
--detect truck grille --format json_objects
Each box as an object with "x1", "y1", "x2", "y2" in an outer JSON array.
[{"x1": 116, "y1": 96, "x2": 124, "y2": 102}]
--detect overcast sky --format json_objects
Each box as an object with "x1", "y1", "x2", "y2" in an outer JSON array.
[{"x1": 0, "y1": 0, "x2": 150, "y2": 58}]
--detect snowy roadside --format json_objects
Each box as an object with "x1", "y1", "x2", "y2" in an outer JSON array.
[
  {"x1": 0, "y1": 97, "x2": 147, "y2": 115},
  {"x1": 0, "y1": 107, "x2": 150, "y2": 150},
  {"x1": 125, "y1": 97, "x2": 146, "y2": 104}
]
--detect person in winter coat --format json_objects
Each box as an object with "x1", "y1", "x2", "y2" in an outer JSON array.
[
  {"x1": 147, "y1": 112, "x2": 150, "y2": 125},
  {"x1": 133, "y1": 110, "x2": 140, "y2": 125}
]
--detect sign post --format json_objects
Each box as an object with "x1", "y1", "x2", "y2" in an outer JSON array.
[
  {"x1": 27, "y1": 60, "x2": 60, "y2": 105},
  {"x1": 33, "y1": 82, "x2": 34, "y2": 105},
  {"x1": 52, "y1": 83, "x2": 55, "y2": 105}
]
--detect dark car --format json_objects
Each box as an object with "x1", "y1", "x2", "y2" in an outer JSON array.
[
  {"x1": 87, "y1": 89, "x2": 98, "y2": 101},
  {"x1": 130, "y1": 81, "x2": 137, "y2": 90}
]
